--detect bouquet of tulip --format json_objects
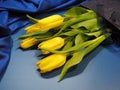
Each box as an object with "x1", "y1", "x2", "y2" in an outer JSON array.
[{"x1": 16, "y1": 6, "x2": 111, "y2": 81}]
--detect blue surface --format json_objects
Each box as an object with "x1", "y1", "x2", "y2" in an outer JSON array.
[{"x1": 1, "y1": 16, "x2": 120, "y2": 90}]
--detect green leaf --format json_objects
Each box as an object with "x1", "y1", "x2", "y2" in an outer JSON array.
[
  {"x1": 64, "y1": 6, "x2": 89, "y2": 18},
  {"x1": 62, "y1": 11, "x2": 96, "y2": 30},
  {"x1": 59, "y1": 29, "x2": 80, "y2": 36},
  {"x1": 35, "y1": 32, "x2": 53, "y2": 39},
  {"x1": 84, "y1": 30, "x2": 102, "y2": 37},
  {"x1": 62, "y1": 40, "x2": 73, "y2": 51},
  {"x1": 75, "y1": 33, "x2": 87, "y2": 45},
  {"x1": 59, "y1": 33, "x2": 110, "y2": 81},
  {"x1": 54, "y1": 11, "x2": 97, "y2": 36},
  {"x1": 58, "y1": 51, "x2": 84, "y2": 82},
  {"x1": 71, "y1": 18, "x2": 99, "y2": 30},
  {"x1": 15, "y1": 30, "x2": 50, "y2": 40}
]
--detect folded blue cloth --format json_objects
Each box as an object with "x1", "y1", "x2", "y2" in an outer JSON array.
[{"x1": 0, "y1": 0, "x2": 85, "y2": 76}]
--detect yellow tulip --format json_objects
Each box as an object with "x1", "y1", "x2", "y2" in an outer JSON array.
[
  {"x1": 20, "y1": 37, "x2": 37, "y2": 49},
  {"x1": 25, "y1": 14, "x2": 64, "y2": 33},
  {"x1": 38, "y1": 37, "x2": 64, "y2": 54},
  {"x1": 36, "y1": 54, "x2": 66, "y2": 73}
]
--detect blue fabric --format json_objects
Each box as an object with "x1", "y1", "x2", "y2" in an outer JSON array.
[{"x1": 0, "y1": 0, "x2": 85, "y2": 75}]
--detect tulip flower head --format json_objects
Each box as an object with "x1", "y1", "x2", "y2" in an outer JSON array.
[{"x1": 36, "y1": 54, "x2": 66, "y2": 73}]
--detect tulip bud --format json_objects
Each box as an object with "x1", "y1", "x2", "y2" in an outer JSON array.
[
  {"x1": 25, "y1": 14, "x2": 64, "y2": 33},
  {"x1": 38, "y1": 37, "x2": 64, "y2": 54},
  {"x1": 20, "y1": 37, "x2": 37, "y2": 49},
  {"x1": 36, "y1": 54, "x2": 66, "y2": 73}
]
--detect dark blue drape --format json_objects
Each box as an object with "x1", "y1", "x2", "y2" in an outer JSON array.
[{"x1": 0, "y1": 0, "x2": 85, "y2": 75}]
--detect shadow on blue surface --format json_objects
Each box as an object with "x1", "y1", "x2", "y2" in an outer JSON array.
[
  {"x1": 62, "y1": 46, "x2": 103, "y2": 81},
  {"x1": 105, "y1": 44, "x2": 120, "y2": 57},
  {"x1": 35, "y1": 46, "x2": 103, "y2": 81},
  {"x1": 0, "y1": 63, "x2": 9, "y2": 82}
]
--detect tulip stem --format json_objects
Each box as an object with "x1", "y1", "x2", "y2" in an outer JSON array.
[{"x1": 26, "y1": 14, "x2": 39, "y2": 23}]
